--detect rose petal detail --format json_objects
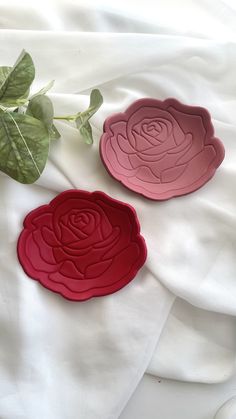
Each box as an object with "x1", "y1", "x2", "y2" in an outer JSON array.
[
  {"x1": 111, "y1": 137, "x2": 134, "y2": 170},
  {"x1": 102, "y1": 136, "x2": 136, "y2": 177},
  {"x1": 172, "y1": 145, "x2": 217, "y2": 188},
  {"x1": 53, "y1": 245, "x2": 92, "y2": 263},
  {"x1": 132, "y1": 130, "x2": 157, "y2": 151},
  {"x1": 168, "y1": 105, "x2": 208, "y2": 144},
  {"x1": 41, "y1": 226, "x2": 61, "y2": 247},
  {"x1": 28, "y1": 212, "x2": 52, "y2": 229},
  {"x1": 24, "y1": 232, "x2": 57, "y2": 273},
  {"x1": 49, "y1": 242, "x2": 142, "y2": 296},
  {"x1": 60, "y1": 260, "x2": 84, "y2": 279},
  {"x1": 85, "y1": 259, "x2": 113, "y2": 279},
  {"x1": 52, "y1": 196, "x2": 102, "y2": 240},
  {"x1": 94, "y1": 226, "x2": 120, "y2": 249},
  {"x1": 100, "y1": 98, "x2": 225, "y2": 200},
  {"x1": 117, "y1": 134, "x2": 136, "y2": 154},
  {"x1": 137, "y1": 151, "x2": 167, "y2": 162},
  {"x1": 136, "y1": 166, "x2": 161, "y2": 183},
  {"x1": 59, "y1": 222, "x2": 79, "y2": 244},
  {"x1": 65, "y1": 226, "x2": 103, "y2": 250},
  {"x1": 139, "y1": 134, "x2": 176, "y2": 155},
  {"x1": 168, "y1": 133, "x2": 192, "y2": 155},
  {"x1": 32, "y1": 230, "x2": 57, "y2": 265},
  {"x1": 161, "y1": 164, "x2": 187, "y2": 183}
]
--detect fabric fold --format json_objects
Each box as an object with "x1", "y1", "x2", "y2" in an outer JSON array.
[{"x1": 0, "y1": 4, "x2": 236, "y2": 418}]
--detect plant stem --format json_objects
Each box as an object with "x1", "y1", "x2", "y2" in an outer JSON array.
[
  {"x1": 81, "y1": 106, "x2": 94, "y2": 114},
  {"x1": 54, "y1": 115, "x2": 77, "y2": 121},
  {"x1": 53, "y1": 106, "x2": 94, "y2": 122},
  {"x1": 0, "y1": 105, "x2": 6, "y2": 111}
]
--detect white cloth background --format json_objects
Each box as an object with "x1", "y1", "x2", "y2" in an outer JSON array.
[{"x1": 0, "y1": 1, "x2": 236, "y2": 418}]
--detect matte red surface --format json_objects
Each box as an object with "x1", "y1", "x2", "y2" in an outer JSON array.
[
  {"x1": 100, "y1": 98, "x2": 225, "y2": 200},
  {"x1": 17, "y1": 190, "x2": 147, "y2": 301}
]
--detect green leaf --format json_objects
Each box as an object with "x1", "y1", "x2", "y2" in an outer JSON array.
[
  {"x1": 49, "y1": 124, "x2": 61, "y2": 140},
  {"x1": 26, "y1": 95, "x2": 60, "y2": 140},
  {"x1": 0, "y1": 66, "x2": 30, "y2": 107},
  {"x1": 0, "y1": 50, "x2": 35, "y2": 107},
  {"x1": 82, "y1": 89, "x2": 103, "y2": 120},
  {"x1": 76, "y1": 89, "x2": 103, "y2": 144},
  {"x1": 26, "y1": 94, "x2": 54, "y2": 129},
  {"x1": 0, "y1": 67, "x2": 11, "y2": 85},
  {"x1": 30, "y1": 80, "x2": 54, "y2": 100},
  {"x1": 0, "y1": 112, "x2": 49, "y2": 183},
  {"x1": 78, "y1": 120, "x2": 93, "y2": 145},
  {"x1": 90, "y1": 88, "x2": 103, "y2": 108}
]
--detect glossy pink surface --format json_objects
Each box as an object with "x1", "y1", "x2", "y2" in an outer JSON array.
[
  {"x1": 17, "y1": 190, "x2": 147, "y2": 301},
  {"x1": 100, "y1": 98, "x2": 225, "y2": 200}
]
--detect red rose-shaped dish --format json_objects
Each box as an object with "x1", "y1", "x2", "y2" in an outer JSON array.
[
  {"x1": 100, "y1": 98, "x2": 225, "y2": 200},
  {"x1": 17, "y1": 190, "x2": 147, "y2": 301}
]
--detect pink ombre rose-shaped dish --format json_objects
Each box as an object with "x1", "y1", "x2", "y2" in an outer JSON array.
[{"x1": 100, "y1": 98, "x2": 225, "y2": 200}]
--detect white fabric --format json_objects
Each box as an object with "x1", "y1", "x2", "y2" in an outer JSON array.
[
  {"x1": 148, "y1": 298, "x2": 236, "y2": 383},
  {"x1": 214, "y1": 397, "x2": 236, "y2": 419},
  {"x1": 0, "y1": 1, "x2": 236, "y2": 418}
]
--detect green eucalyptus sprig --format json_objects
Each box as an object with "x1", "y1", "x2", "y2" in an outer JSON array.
[{"x1": 0, "y1": 50, "x2": 103, "y2": 184}]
